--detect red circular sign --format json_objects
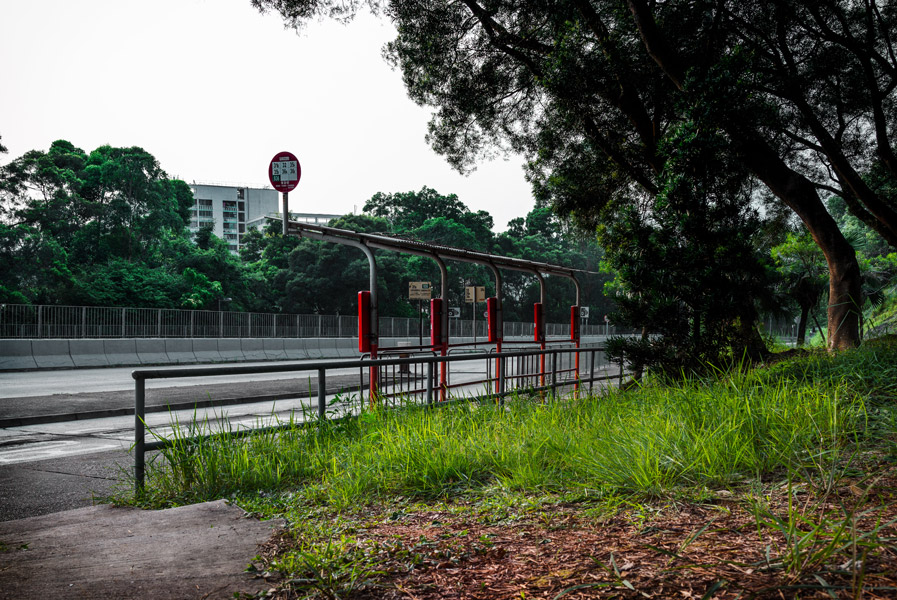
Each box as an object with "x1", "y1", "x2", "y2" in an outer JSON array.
[{"x1": 268, "y1": 151, "x2": 301, "y2": 193}]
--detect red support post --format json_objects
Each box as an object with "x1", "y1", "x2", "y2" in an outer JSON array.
[
  {"x1": 534, "y1": 302, "x2": 546, "y2": 389},
  {"x1": 571, "y1": 305, "x2": 581, "y2": 397},
  {"x1": 430, "y1": 298, "x2": 447, "y2": 401},
  {"x1": 358, "y1": 291, "x2": 377, "y2": 404},
  {"x1": 487, "y1": 297, "x2": 501, "y2": 396}
]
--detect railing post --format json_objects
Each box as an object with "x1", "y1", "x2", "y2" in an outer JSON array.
[
  {"x1": 135, "y1": 376, "x2": 146, "y2": 495},
  {"x1": 273, "y1": 314, "x2": 277, "y2": 338},
  {"x1": 121, "y1": 307, "x2": 126, "y2": 338},
  {"x1": 426, "y1": 360, "x2": 434, "y2": 405},
  {"x1": 589, "y1": 349, "x2": 596, "y2": 394},
  {"x1": 157, "y1": 309, "x2": 162, "y2": 337},
  {"x1": 318, "y1": 314, "x2": 322, "y2": 337},
  {"x1": 190, "y1": 310, "x2": 195, "y2": 338},
  {"x1": 551, "y1": 351, "x2": 558, "y2": 398},
  {"x1": 498, "y1": 354, "x2": 506, "y2": 404},
  {"x1": 318, "y1": 368, "x2": 327, "y2": 420}
]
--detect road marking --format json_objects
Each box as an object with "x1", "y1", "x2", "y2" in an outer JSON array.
[{"x1": 0, "y1": 440, "x2": 123, "y2": 465}]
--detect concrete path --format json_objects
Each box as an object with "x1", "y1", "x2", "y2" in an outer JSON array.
[{"x1": 0, "y1": 499, "x2": 283, "y2": 599}]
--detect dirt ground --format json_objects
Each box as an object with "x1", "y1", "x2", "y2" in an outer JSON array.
[{"x1": 255, "y1": 465, "x2": 897, "y2": 599}]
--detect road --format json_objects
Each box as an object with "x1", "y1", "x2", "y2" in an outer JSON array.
[{"x1": 0, "y1": 354, "x2": 620, "y2": 520}]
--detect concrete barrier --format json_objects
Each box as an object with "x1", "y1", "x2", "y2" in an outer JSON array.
[
  {"x1": 192, "y1": 339, "x2": 222, "y2": 363},
  {"x1": 0, "y1": 340, "x2": 37, "y2": 370},
  {"x1": 103, "y1": 339, "x2": 140, "y2": 367},
  {"x1": 69, "y1": 339, "x2": 109, "y2": 368},
  {"x1": 216, "y1": 338, "x2": 244, "y2": 363},
  {"x1": 136, "y1": 339, "x2": 169, "y2": 365},
  {"x1": 304, "y1": 338, "x2": 324, "y2": 359},
  {"x1": 263, "y1": 338, "x2": 287, "y2": 361},
  {"x1": 1, "y1": 333, "x2": 605, "y2": 371},
  {"x1": 165, "y1": 339, "x2": 196, "y2": 364},
  {"x1": 333, "y1": 339, "x2": 358, "y2": 358},
  {"x1": 240, "y1": 338, "x2": 267, "y2": 361},
  {"x1": 283, "y1": 338, "x2": 306, "y2": 360},
  {"x1": 31, "y1": 340, "x2": 75, "y2": 369}
]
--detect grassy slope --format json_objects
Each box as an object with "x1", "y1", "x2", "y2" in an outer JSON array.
[{"x1": 121, "y1": 338, "x2": 897, "y2": 598}]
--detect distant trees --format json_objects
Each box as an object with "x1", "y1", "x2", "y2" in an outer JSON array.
[
  {"x1": 0, "y1": 140, "x2": 248, "y2": 309},
  {"x1": 242, "y1": 187, "x2": 610, "y2": 323}
]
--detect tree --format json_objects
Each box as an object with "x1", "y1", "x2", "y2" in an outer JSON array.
[
  {"x1": 252, "y1": 0, "x2": 897, "y2": 351},
  {"x1": 0, "y1": 140, "x2": 232, "y2": 309}
]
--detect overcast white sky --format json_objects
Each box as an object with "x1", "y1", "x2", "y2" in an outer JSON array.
[{"x1": 0, "y1": 0, "x2": 535, "y2": 230}]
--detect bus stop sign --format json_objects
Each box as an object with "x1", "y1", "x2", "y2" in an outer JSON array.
[{"x1": 268, "y1": 151, "x2": 301, "y2": 193}]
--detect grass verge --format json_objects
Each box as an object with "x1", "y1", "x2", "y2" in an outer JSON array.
[{"x1": 115, "y1": 336, "x2": 897, "y2": 598}]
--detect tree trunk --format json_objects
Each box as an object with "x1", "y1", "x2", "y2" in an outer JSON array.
[{"x1": 737, "y1": 136, "x2": 862, "y2": 350}]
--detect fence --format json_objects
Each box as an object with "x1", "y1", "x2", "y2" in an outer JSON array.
[
  {"x1": 132, "y1": 345, "x2": 624, "y2": 492},
  {"x1": 0, "y1": 304, "x2": 631, "y2": 340}
]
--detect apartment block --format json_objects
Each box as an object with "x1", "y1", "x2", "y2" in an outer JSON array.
[{"x1": 188, "y1": 183, "x2": 279, "y2": 253}]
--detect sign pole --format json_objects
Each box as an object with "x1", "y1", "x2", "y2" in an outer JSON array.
[
  {"x1": 268, "y1": 151, "x2": 301, "y2": 236},
  {"x1": 282, "y1": 191, "x2": 289, "y2": 235},
  {"x1": 418, "y1": 300, "x2": 423, "y2": 347}
]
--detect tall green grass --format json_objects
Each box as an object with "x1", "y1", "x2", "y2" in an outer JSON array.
[{"x1": 136, "y1": 338, "x2": 896, "y2": 508}]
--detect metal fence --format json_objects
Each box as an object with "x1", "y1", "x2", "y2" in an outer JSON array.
[
  {"x1": 0, "y1": 303, "x2": 630, "y2": 339},
  {"x1": 132, "y1": 345, "x2": 624, "y2": 492}
]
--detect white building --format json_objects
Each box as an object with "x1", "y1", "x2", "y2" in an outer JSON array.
[{"x1": 188, "y1": 183, "x2": 279, "y2": 254}]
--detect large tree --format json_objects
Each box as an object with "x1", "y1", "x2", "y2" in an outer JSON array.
[{"x1": 253, "y1": 0, "x2": 897, "y2": 350}]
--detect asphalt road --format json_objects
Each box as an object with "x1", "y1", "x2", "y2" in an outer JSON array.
[{"x1": 0, "y1": 356, "x2": 619, "y2": 521}]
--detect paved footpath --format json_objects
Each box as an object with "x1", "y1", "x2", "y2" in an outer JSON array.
[{"x1": 0, "y1": 499, "x2": 283, "y2": 599}]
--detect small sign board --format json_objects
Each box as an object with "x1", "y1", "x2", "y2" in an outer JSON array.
[
  {"x1": 409, "y1": 281, "x2": 432, "y2": 300},
  {"x1": 465, "y1": 286, "x2": 486, "y2": 303},
  {"x1": 580, "y1": 306, "x2": 590, "y2": 319},
  {"x1": 268, "y1": 151, "x2": 301, "y2": 193},
  {"x1": 448, "y1": 307, "x2": 461, "y2": 318}
]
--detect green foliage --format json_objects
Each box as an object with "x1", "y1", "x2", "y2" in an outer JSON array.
[
  {"x1": 240, "y1": 186, "x2": 609, "y2": 322},
  {"x1": 602, "y1": 115, "x2": 774, "y2": 375},
  {"x1": 0, "y1": 140, "x2": 251, "y2": 310}
]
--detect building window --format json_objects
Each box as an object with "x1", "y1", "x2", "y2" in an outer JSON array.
[
  {"x1": 197, "y1": 198, "x2": 212, "y2": 207},
  {"x1": 238, "y1": 202, "x2": 245, "y2": 212},
  {"x1": 237, "y1": 188, "x2": 245, "y2": 200}
]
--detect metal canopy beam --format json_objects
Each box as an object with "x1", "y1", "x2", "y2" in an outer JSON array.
[{"x1": 286, "y1": 221, "x2": 598, "y2": 280}]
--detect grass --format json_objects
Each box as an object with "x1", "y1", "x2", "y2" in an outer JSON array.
[
  {"x1": 135, "y1": 372, "x2": 865, "y2": 508},
  {"x1": 116, "y1": 336, "x2": 897, "y2": 598}
]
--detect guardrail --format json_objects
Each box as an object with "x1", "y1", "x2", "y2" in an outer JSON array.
[{"x1": 131, "y1": 346, "x2": 624, "y2": 493}]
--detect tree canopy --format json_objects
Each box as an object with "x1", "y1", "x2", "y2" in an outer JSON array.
[
  {"x1": 0, "y1": 140, "x2": 249, "y2": 309},
  {"x1": 253, "y1": 0, "x2": 897, "y2": 352}
]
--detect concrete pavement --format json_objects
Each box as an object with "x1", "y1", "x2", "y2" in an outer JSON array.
[{"x1": 0, "y1": 499, "x2": 283, "y2": 599}]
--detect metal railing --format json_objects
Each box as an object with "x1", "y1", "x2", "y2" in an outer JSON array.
[
  {"x1": 131, "y1": 345, "x2": 625, "y2": 492},
  {"x1": 0, "y1": 303, "x2": 634, "y2": 339}
]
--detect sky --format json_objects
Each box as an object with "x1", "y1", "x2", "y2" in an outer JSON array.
[{"x1": 0, "y1": 0, "x2": 535, "y2": 230}]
